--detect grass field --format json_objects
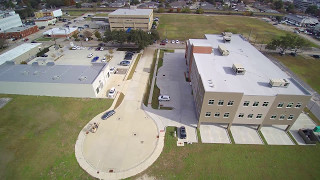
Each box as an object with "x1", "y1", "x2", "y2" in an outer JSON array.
[
  {"x1": 127, "y1": 54, "x2": 142, "y2": 80},
  {"x1": 136, "y1": 126, "x2": 320, "y2": 179},
  {"x1": 0, "y1": 94, "x2": 112, "y2": 179},
  {"x1": 35, "y1": 37, "x2": 52, "y2": 41},
  {"x1": 156, "y1": 14, "x2": 287, "y2": 43},
  {"x1": 270, "y1": 54, "x2": 320, "y2": 94}
]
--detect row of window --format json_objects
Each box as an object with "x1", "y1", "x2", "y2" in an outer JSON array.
[
  {"x1": 205, "y1": 112, "x2": 295, "y2": 120},
  {"x1": 207, "y1": 99, "x2": 302, "y2": 109}
]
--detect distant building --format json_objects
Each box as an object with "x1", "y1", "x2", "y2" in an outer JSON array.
[
  {"x1": 138, "y1": 1, "x2": 159, "y2": 9},
  {"x1": 284, "y1": 14, "x2": 319, "y2": 27},
  {"x1": 169, "y1": 1, "x2": 187, "y2": 8},
  {"x1": 293, "y1": 0, "x2": 320, "y2": 12},
  {"x1": 0, "y1": 25, "x2": 39, "y2": 39},
  {"x1": 0, "y1": 11, "x2": 23, "y2": 32},
  {"x1": 35, "y1": 9, "x2": 62, "y2": 18},
  {"x1": 108, "y1": 7, "x2": 153, "y2": 31},
  {"x1": 0, "y1": 63, "x2": 111, "y2": 98},
  {"x1": 200, "y1": 2, "x2": 216, "y2": 10},
  {"x1": 34, "y1": 16, "x2": 57, "y2": 27},
  {"x1": 0, "y1": 43, "x2": 42, "y2": 65},
  {"x1": 185, "y1": 34, "x2": 311, "y2": 131},
  {"x1": 43, "y1": 27, "x2": 78, "y2": 38}
]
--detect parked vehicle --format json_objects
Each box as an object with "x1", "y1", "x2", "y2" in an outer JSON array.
[
  {"x1": 72, "y1": 46, "x2": 77, "y2": 50},
  {"x1": 31, "y1": 40, "x2": 37, "y2": 43},
  {"x1": 312, "y1": 54, "x2": 320, "y2": 59},
  {"x1": 158, "y1": 95, "x2": 170, "y2": 101},
  {"x1": 39, "y1": 26, "x2": 45, "y2": 29},
  {"x1": 180, "y1": 126, "x2": 187, "y2": 139},
  {"x1": 24, "y1": 38, "x2": 29, "y2": 42},
  {"x1": 87, "y1": 53, "x2": 93, "y2": 58},
  {"x1": 41, "y1": 54, "x2": 48, "y2": 57},
  {"x1": 101, "y1": 110, "x2": 116, "y2": 120},
  {"x1": 176, "y1": 40, "x2": 180, "y2": 44},
  {"x1": 91, "y1": 56, "x2": 99, "y2": 62},
  {"x1": 108, "y1": 87, "x2": 116, "y2": 98},
  {"x1": 171, "y1": 40, "x2": 175, "y2": 44},
  {"x1": 160, "y1": 42, "x2": 166, "y2": 46},
  {"x1": 120, "y1": 60, "x2": 130, "y2": 66},
  {"x1": 110, "y1": 67, "x2": 117, "y2": 74},
  {"x1": 124, "y1": 54, "x2": 133, "y2": 60},
  {"x1": 96, "y1": 47, "x2": 104, "y2": 51},
  {"x1": 101, "y1": 57, "x2": 106, "y2": 62}
]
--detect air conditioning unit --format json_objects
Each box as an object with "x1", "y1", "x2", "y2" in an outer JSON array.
[
  {"x1": 218, "y1": 44, "x2": 230, "y2": 56},
  {"x1": 223, "y1": 36, "x2": 231, "y2": 43},
  {"x1": 269, "y1": 79, "x2": 290, "y2": 88},
  {"x1": 232, "y1": 64, "x2": 246, "y2": 75}
]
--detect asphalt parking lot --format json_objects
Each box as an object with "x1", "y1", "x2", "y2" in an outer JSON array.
[
  {"x1": 200, "y1": 124, "x2": 231, "y2": 144},
  {"x1": 231, "y1": 125, "x2": 264, "y2": 144},
  {"x1": 261, "y1": 125, "x2": 295, "y2": 145},
  {"x1": 290, "y1": 113, "x2": 317, "y2": 145}
]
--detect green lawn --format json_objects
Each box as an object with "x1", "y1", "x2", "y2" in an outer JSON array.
[
  {"x1": 127, "y1": 54, "x2": 142, "y2": 80},
  {"x1": 136, "y1": 127, "x2": 320, "y2": 179},
  {"x1": 270, "y1": 54, "x2": 320, "y2": 94},
  {"x1": 156, "y1": 14, "x2": 286, "y2": 43},
  {"x1": 0, "y1": 94, "x2": 112, "y2": 179},
  {"x1": 35, "y1": 37, "x2": 52, "y2": 41}
]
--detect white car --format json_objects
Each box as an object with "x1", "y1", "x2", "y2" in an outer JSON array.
[
  {"x1": 71, "y1": 46, "x2": 77, "y2": 50},
  {"x1": 101, "y1": 57, "x2": 106, "y2": 62},
  {"x1": 110, "y1": 67, "x2": 116, "y2": 74},
  {"x1": 76, "y1": 46, "x2": 81, "y2": 50},
  {"x1": 108, "y1": 87, "x2": 116, "y2": 98},
  {"x1": 171, "y1": 40, "x2": 175, "y2": 44},
  {"x1": 87, "y1": 53, "x2": 93, "y2": 58},
  {"x1": 176, "y1": 40, "x2": 180, "y2": 44},
  {"x1": 158, "y1": 95, "x2": 170, "y2": 101},
  {"x1": 100, "y1": 47, "x2": 104, "y2": 51}
]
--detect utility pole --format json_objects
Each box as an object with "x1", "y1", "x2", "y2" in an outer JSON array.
[{"x1": 248, "y1": 29, "x2": 252, "y2": 41}]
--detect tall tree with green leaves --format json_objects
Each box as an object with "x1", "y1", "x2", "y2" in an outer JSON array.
[{"x1": 266, "y1": 34, "x2": 307, "y2": 54}]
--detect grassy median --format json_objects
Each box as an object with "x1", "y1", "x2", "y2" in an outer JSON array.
[{"x1": 0, "y1": 94, "x2": 112, "y2": 179}]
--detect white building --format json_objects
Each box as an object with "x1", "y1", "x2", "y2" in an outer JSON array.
[
  {"x1": 43, "y1": 27, "x2": 78, "y2": 38},
  {"x1": 0, "y1": 11, "x2": 23, "y2": 32},
  {"x1": 0, "y1": 63, "x2": 111, "y2": 98},
  {"x1": 0, "y1": 43, "x2": 42, "y2": 65},
  {"x1": 34, "y1": 16, "x2": 57, "y2": 27}
]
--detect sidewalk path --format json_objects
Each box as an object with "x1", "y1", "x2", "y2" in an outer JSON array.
[{"x1": 75, "y1": 48, "x2": 165, "y2": 180}]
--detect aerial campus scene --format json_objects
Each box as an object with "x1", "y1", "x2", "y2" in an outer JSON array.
[{"x1": 0, "y1": 0, "x2": 320, "y2": 179}]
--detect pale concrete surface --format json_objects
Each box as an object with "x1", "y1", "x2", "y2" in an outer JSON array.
[
  {"x1": 0, "y1": 98, "x2": 11, "y2": 109},
  {"x1": 230, "y1": 125, "x2": 263, "y2": 145},
  {"x1": 290, "y1": 113, "x2": 317, "y2": 145},
  {"x1": 200, "y1": 124, "x2": 231, "y2": 144},
  {"x1": 76, "y1": 48, "x2": 165, "y2": 180},
  {"x1": 261, "y1": 125, "x2": 295, "y2": 145},
  {"x1": 143, "y1": 50, "x2": 198, "y2": 143}
]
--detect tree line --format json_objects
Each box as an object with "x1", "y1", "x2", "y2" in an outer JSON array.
[{"x1": 266, "y1": 33, "x2": 308, "y2": 54}]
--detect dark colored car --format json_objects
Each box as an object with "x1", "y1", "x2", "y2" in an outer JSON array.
[
  {"x1": 160, "y1": 42, "x2": 166, "y2": 45},
  {"x1": 31, "y1": 40, "x2": 37, "y2": 43},
  {"x1": 101, "y1": 110, "x2": 116, "y2": 120},
  {"x1": 41, "y1": 54, "x2": 48, "y2": 57},
  {"x1": 120, "y1": 60, "x2": 130, "y2": 66},
  {"x1": 124, "y1": 54, "x2": 133, "y2": 60},
  {"x1": 313, "y1": 54, "x2": 320, "y2": 59},
  {"x1": 180, "y1": 126, "x2": 187, "y2": 139},
  {"x1": 39, "y1": 26, "x2": 45, "y2": 29},
  {"x1": 91, "y1": 56, "x2": 99, "y2": 62}
]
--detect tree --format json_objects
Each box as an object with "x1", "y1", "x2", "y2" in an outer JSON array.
[
  {"x1": 266, "y1": 34, "x2": 308, "y2": 54},
  {"x1": 158, "y1": 7, "x2": 165, "y2": 13},
  {"x1": 177, "y1": 8, "x2": 181, "y2": 13},
  {"x1": 305, "y1": 5, "x2": 318, "y2": 16},
  {"x1": 94, "y1": 31, "x2": 101, "y2": 39},
  {"x1": 169, "y1": 8, "x2": 174, "y2": 13},
  {"x1": 104, "y1": 29, "x2": 113, "y2": 42},
  {"x1": 83, "y1": 30, "x2": 93, "y2": 38},
  {"x1": 131, "y1": 0, "x2": 140, "y2": 5},
  {"x1": 76, "y1": 2, "x2": 81, "y2": 8},
  {"x1": 275, "y1": 16, "x2": 282, "y2": 22},
  {"x1": 286, "y1": 3, "x2": 295, "y2": 13},
  {"x1": 181, "y1": 7, "x2": 191, "y2": 13},
  {"x1": 71, "y1": 32, "x2": 78, "y2": 39},
  {"x1": 273, "y1": 0, "x2": 283, "y2": 10},
  {"x1": 196, "y1": 8, "x2": 204, "y2": 14}
]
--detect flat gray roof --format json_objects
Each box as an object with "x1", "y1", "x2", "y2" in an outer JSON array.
[
  {"x1": 5, "y1": 25, "x2": 37, "y2": 33},
  {"x1": 190, "y1": 34, "x2": 310, "y2": 96},
  {"x1": 0, "y1": 64, "x2": 106, "y2": 84},
  {"x1": 109, "y1": 8, "x2": 153, "y2": 16},
  {"x1": 0, "y1": 43, "x2": 42, "y2": 65}
]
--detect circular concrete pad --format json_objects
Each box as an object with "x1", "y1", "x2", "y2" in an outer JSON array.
[{"x1": 82, "y1": 100, "x2": 158, "y2": 173}]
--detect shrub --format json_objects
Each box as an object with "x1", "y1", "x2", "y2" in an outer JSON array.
[
  {"x1": 169, "y1": 8, "x2": 174, "y2": 13},
  {"x1": 181, "y1": 7, "x2": 191, "y2": 13},
  {"x1": 196, "y1": 8, "x2": 204, "y2": 14},
  {"x1": 158, "y1": 7, "x2": 165, "y2": 13},
  {"x1": 177, "y1": 8, "x2": 181, "y2": 13}
]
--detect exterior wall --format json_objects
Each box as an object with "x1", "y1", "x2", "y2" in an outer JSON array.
[
  {"x1": 0, "y1": 81, "x2": 97, "y2": 98},
  {"x1": 199, "y1": 92, "x2": 243, "y2": 124},
  {"x1": 0, "y1": 14, "x2": 22, "y2": 32},
  {"x1": 190, "y1": 58, "x2": 204, "y2": 119},
  {"x1": 263, "y1": 94, "x2": 311, "y2": 125},
  {"x1": 52, "y1": 9, "x2": 62, "y2": 17},
  {"x1": 35, "y1": 18, "x2": 56, "y2": 27},
  {"x1": 109, "y1": 11, "x2": 153, "y2": 31},
  {"x1": 91, "y1": 64, "x2": 110, "y2": 97},
  {"x1": 12, "y1": 44, "x2": 42, "y2": 64},
  {"x1": 233, "y1": 95, "x2": 276, "y2": 124},
  {"x1": 0, "y1": 26, "x2": 39, "y2": 39},
  {"x1": 50, "y1": 30, "x2": 78, "y2": 38}
]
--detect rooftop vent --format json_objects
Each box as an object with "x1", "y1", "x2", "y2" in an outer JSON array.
[
  {"x1": 52, "y1": 75, "x2": 60, "y2": 80},
  {"x1": 218, "y1": 45, "x2": 230, "y2": 56},
  {"x1": 208, "y1": 79, "x2": 214, "y2": 88},
  {"x1": 79, "y1": 76, "x2": 87, "y2": 81},
  {"x1": 232, "y1": 64, "x2": 246, "y2": 75},
  {"x1": 269, "y1": 79, "x2": 290, "y2": 88}
]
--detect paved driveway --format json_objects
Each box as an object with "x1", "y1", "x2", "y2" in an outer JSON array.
[
  {"x1": 261, "y1": 125, "x2": 295, "y2": 145},
  {"x1": 200, "y1": 124, "x2": 231, "y2": 144},
  {"x1": 230, "y1": 125, "x2": 263, "y2": 145},
  {"x1": 144, "y1": 50, "x2": 198, "y2": 143},
  {"x1": 290, "y1": 113, "x2": 317, "y2": 145}
]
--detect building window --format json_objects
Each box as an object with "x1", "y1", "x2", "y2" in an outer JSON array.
[
  {"x1": 295, "y1": 102, "x2": 302, "y2": 108},
  {"x1": 279, "y1": 114, "x2": 285, "y2": 120},
  {"x1": 214, "y1": 112, "x2": 220, "y2": 117},
  {"x1": 205, "y1": 112, "x2": 211, "y2": 117},
  {"x1": 270, "y1": 115, "x2": 277, "y2": 119},
  {"x1": 208, "y1": 99, "x2": 214, "y2": 105},
  {"x1": 248, "y1": 114, "x2": 253, "y2": 119},
  {"x1": 227, "y1": 100, "x2": 234, "y2": 106},
  {"x1": 238, "y1": 113, "x2": 244, "y2": 118},
  {"x1": 277, "y1": 102, "x2": 284, "y2": 108},
  {"x1": 253, "y1": 101, "x2": 259, "y2": 107},
  {"x1": 286, "y1": 102, "x2": 294, "y2": 108},
  {"x1": 243, "y1": 101, "x2": 250, "y2": 106},
  {"x1": 218, "y1": 100, "x2": 224, "y2": 106},
  {"x1": 256, "y1": 114, "x2": 263, "y2": 119},
  {"x1": 224, "y1": 112, "x2": 230, "y2": 118},
  {"x1": 96, "y1": 87, "x2": 99, "y2": 94},
  {"x1": 288, "y1": 114, "x2": 294, "y2": 120},
  {"x1": 262, "y1": 102, "x2": 269, "y2": 107}
]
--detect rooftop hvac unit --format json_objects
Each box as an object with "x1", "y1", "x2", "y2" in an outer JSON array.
[
  {"x1": 208, "y1": 79, "x2": 214, "y2": 88},
  {"x1": 232, "y1": 64, "x2": 246, "y2": 75},
  {"x1": 218, "y1": 44, "x2": 230, "y2": 56},
  {"x1": 269, "y1": 79, "x2": 290, "y2": 88},
  {"x1": 223, "y1": 36, "x2": 231, "y2": 43},
  {"x1": 79, "y1": 76, "x2": 87, "y2": 81},
  {"x1": 52, "y1": 75, "x2": 60, "y2": 80},
  {"x1": 222, "y1": 32, "x2": 233, "y2": 37}
]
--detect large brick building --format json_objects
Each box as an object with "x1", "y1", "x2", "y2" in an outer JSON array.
[{"x1": 0, "y1": 25, "x2": 39, "y2": 39}]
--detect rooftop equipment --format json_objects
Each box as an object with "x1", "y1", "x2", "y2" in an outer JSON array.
[
  {"x1": 232, "y1": 64, "x2": 246, "y2": 75},
  {"x1": 269, "y1": 79, "x2": 290, "y2": 88},
  {"x1": 222, "y1": 32, "x2": 233, "y2": 37},
  {"x1": 218, "y1": 44, "x2": 230, "y2": 56},
  {"x1": 223, "y1": 36, "x2": 231, "y2": 42}
]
